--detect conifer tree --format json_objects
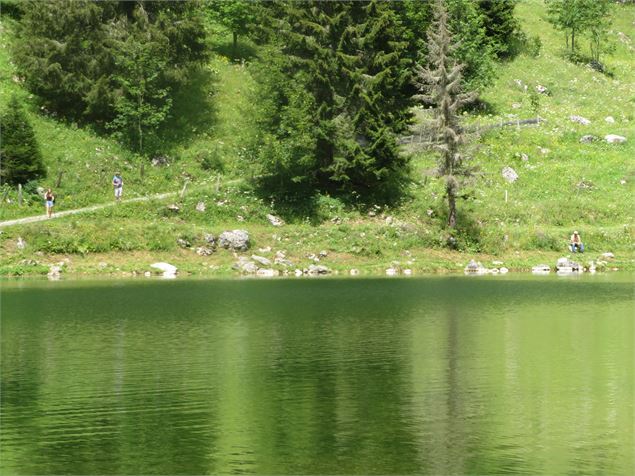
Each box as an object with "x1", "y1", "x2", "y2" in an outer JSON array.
[
  {"x1": 0, "y1": 96, "x2": 46, "y2": 186},
  {"x1": 413, "y1": 0, "x2": 476, "y2": 229}
]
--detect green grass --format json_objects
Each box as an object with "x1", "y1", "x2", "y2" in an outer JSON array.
[{"x1": 1, "y1": 1, "x2": 634, "y2": 276}]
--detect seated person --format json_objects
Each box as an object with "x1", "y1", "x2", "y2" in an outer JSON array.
[{"x1": 569, "y1": 231, "x2": 584, "y2": 253}]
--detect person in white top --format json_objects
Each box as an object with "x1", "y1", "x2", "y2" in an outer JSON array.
[{"x1": 569, "y1": 231, "x2": 584, "y2": 253}]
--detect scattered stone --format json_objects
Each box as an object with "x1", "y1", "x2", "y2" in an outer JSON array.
[
  {"x1": 385, "y1": 216, "x2": 394, "y2": 225},
  {"x1": 167, "y1": 204, "x2": 180, "y2": 212},
  {"x1": 331, "y1": 216, "x2": 342, "y2": 225},
  {"x1": 275, "y1": 250, "x2": 286, "y2": 259},
  {"x1": 237, "y1": 215, "x2": 245, "y2": 222},
  {"x1": 570, "y1": 115, "x2": 591, "y2": 126},
  {"x1": 196, "y1": 202, "x2": 206, "y2": 212},
  {"x1": 144, "y1": 271, "x2": 152, "y2": 277},
  {"x1": 19, "y1": 259, "x2": 39, "y2": 266},
  {"x1": 350, "y1": 269, "x2": 360, "y2": 276},
  {"x1": 256, "y1": 268, "x2": 277, "y2": 277},
  {"x1": 580, "y1": 134, "x2": 599, "y2": 143},
  {"x1": 259, "y1": 246, "x2": 272, "y2": 253},
  {"x1": 196, "y1": 247, "x2": 214, "y2": 256},
  {"x1": 502, "y1": 166, "x2": 519, "y2": 183},
  {"x1": 601, "y1": 252, "x2": 615, "y2": 260},
  {"x1": 307, "y1": 264, "x2": 330, "y2": 275},
  {"x1": 511, "y1": 103, "x2": 521, "y2": 109},
  {"x1": 233, "y1": 257, "x2": 258, "y2": 274},
  {"x1": 403, "y1": 269, "x2": 413, "y2": 276},
  {"x1": 16, "y1": 237, "x2": 26, "y2": 250},
  {"x1": 219, "y1": 230, "x2": 250, "y2": 251},
  {"x1": 151, "y1": 156, "x2": 169, "y2": 167},
  {"x1": 368, "y1": 210, "x2": 376, "y2": 217},
  {"x1": 176, "y1": 238, "x2": 191, "y2": 248},
  {"x1": 464, "y1": 260, "x2": 487, "y2": 274},
  {"x1": 98, "y1": 262, "x2": 108, "y2": 270},
  {"x1": 266, "y1": 214, "x2": 285, "y2": 227},
  {"x1": 492, "y1": 261, "x2": 504, "y2": 266},
  {"x1": 499, "y1": 267, "x2": 509, "y2": 274},
  {"x1": 556, "y1": 257, "x2": 582, "y2": 273},
  {"x1": 275, "y1": 257, "x2": 294, "y2": 267},
  {"x1": 576, "y1": 180, "x2": 594, "y2": 190},
  {"x1": 620, "y1": 179, "x2": 627, "y2": 185},
  {"x1": 605, "y1": 134, "x2": 627, "y2": 144},
  {"x1": 47, "y1": 265, "x2": 62, "y2": 279},
  {"x1": 532, "y1": 264, "x2": 551, "y2": 274},
  {"x1": 294, "y1": 269, "x2": 303, "y2": 277},
  {"x1": 536, "y1": 85, "x2": 548, "y2": 94},
  {"x1": 521, "y1": 153, "x2": 529, "y2": 162},
  {"x1": 605, "y1": 116, "x2": 615, "y2": 124},
  {"x1": 150, "y1": 262, "x2": 178, "y2": 277},
  {"x1": 318, "y1": 250, "x2": 328, "y2": 258},
  {"x1": 538, "y1": 146, "x2": 550, "y2": 155},
  {"x1": 251, "y1": 255, "x2": 272, "y2": 267},
  {"x1": 204, "y1": 234, "x2": 216, "y2": 246}
]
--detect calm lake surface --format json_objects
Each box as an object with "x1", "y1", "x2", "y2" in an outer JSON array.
[{"x1": 1, "y1": 275, "x2": 633, "y2": 475}]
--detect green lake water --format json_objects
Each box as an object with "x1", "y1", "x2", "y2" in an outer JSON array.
[{"x1": 1, "y1": 275, "x2": 633, "y2": 475}]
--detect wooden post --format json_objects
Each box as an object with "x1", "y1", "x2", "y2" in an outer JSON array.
[
  {"x1": 55, "y1": 170, "x2": 64, "y2": 188},
  {"x1": 18, "y1": 183, "x2": 23, "y2": 206},
  {"x1": 179, "y1": 180, "x2": 189, "y2": 199}
]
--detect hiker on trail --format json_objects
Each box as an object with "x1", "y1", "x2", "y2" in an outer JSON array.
[
  {"x1": 112, "y1": 172, "x2": 123, "y2": 201},
  {"x1": 570, "y1": 230, "x2": 584, "y2": 253},
  {"x1": 44, "y1": 188, "x2": 55, "y2": 218}
]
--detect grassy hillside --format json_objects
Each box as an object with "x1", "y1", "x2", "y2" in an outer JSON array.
[{"x1": 1, "y1": 0, "x2": 634, "y2": 276}]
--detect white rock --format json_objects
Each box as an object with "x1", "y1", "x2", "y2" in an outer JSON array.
[
  {"x1": 251, "y1": 255, "x2": 272, "y2": 267},
  {"x1": 502, "y1": 166, "x2": 519, "y2": 183},
  {"x1": 536, "y1": 85, "x2": 548, "y2": 94},
  {"x1": 294, "y1": 269, "x2": 303, "y2": 277},
  {"x1": 144, "y1": 271, "x2": 152, "y2": 277},
  {"x1": 605, "y1": 134, "x2": 627, "y2": 144},
  {"x1": 266, "y1": 214, "x2": 285, "y2": 227},
  {"x1": 195, "y1": 202, "x2": 206, "y2": 212},
  {"x1": 601, "y1": 252, "x2": 615, "y2": 260},
  {"x1": 256, "y1": 268, "x2": 277, "y2": 277},
  {"x1": 403, "y1": 269, "x2": 413, "y2": 275},
  {"x1": 350, "y1": 269, "x2": 360, "y2": 276},
  {"x1": 150, "y1": 262, "x2": 178, "y2": 276},
  {"x1": 492, "y1": 260, "x2": 504, "y2": 265},
  {"x1": 605, "y1": 116, "x2": 615, "y2": 124},
  {"x1": 499, "y1": 267, "x2": 509, "y2": 274},
  {"x1": 570, "y1": 115, "x2": 591, "y2": 126},
  {"x1": 16, "y1": 237, "x2": 26, "y2": 250},
  {"x1": 385, "y1": 268, "x2": 398, "y2": 276}
]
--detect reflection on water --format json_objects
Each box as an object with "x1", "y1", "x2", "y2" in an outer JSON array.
[{"x1": 1, "y1": 276, "x2": 633, "y2": 475}]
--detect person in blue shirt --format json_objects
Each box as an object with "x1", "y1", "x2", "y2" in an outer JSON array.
[{"x1": 112, "y1": 173, "x2": 123, "y2": 201}]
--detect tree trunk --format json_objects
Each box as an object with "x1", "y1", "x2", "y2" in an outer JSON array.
[{"x1": 447, "y1": 189, "x2": 456, "y2": 228}]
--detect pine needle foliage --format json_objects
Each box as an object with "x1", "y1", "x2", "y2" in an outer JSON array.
[
  {"x1": 0, "y1": 96, "x2": 46, "y2": 186},
  {"x1": 413, "y1": 0, "x2": 476, "y2": 230}
]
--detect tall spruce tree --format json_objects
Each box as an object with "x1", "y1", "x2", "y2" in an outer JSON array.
[
  {"x1": 254, "y1": 0, "x2": 412, "y2": 203},
  {"x1": 0, "y1": 96, "x2": 46, "y2": 186},
  {"x1": 413, "y1": 0, "x2": 476, "y2": 230},
  {"x1": 477, "y1": 0, "x2": 522, "y2": 59}
]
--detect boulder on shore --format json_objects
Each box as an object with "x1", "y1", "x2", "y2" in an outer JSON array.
[
  {"x1": 219, "y1": 230, "x2": 250, "y2": 251},
  {"x1": 150, "y1": 262, "x2": 177, "y2": 277}
]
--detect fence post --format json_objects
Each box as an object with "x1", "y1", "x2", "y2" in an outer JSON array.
[
  {"x1": 179, "y1": 180, "x2": 189, "y2": 200},
  {"x1": 18, "y1": 183, "x2": 23, "y2": 206}
]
